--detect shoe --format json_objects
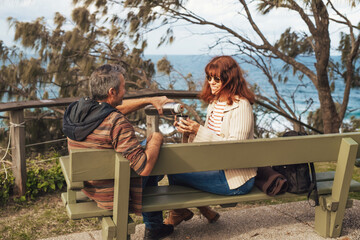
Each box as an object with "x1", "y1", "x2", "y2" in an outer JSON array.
[
  {"x1": 144, "y1": 224, "x2": 174, "y2": 240},
  {"x1": 197, "y1": 206, "x2": 220, "y2": 223},
  {"x1": 164, "y1": 208, "x2": 194, "y2": 226}
]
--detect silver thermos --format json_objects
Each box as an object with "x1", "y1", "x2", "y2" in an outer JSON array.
[{"x1": 144, "y1": 102, "x2": 184, "y2": 115}]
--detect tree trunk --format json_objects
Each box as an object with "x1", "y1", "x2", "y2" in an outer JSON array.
[
  {"x1": 312, "y1": 0, "x2": 340, "y2": 133},
  {"x1": 317, "y1": 81, "x2": 340, "y2": 133},
  {"x1": 315, "y1": 38, "x2": 340, "y2": 133},
  {"x1": 316, "y1": 52, "x2": 341, "y2": 133}
]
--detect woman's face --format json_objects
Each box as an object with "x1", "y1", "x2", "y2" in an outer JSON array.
[{"x1": 207, "y1": 75, "x2": 222, "y2": 96}]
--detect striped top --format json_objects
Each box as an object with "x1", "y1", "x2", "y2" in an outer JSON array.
[
  {"x1": 194, "y1": 98, "x2": 257, "y2": 189},
  {"x1": 67, "y1": 111, "x2": 146, "y2": 215},
  {"x1": 207, "y1": 101, "x2": 226, "y2": 135}
]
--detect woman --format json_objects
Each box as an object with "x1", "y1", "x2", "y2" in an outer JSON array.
[{"x1": 164, "y1": 55, "x2": 257, "y2": 226}]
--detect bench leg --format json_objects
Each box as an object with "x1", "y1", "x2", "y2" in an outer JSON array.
[
  {"x1": 113, "y1": 154, "x2": 131, "y2": 240},
  {"x1": 61, "y1": 189, "x2": 77, "y2": 206},
  {"x1": 102, "y1": 217, "x2": 116, "y2": 240},
  {"x1": 66, "y1": 189, "x2": 77, "y2": 204},
  {"x1": 314, "y1": 138, "x2": 358, "y2": 238},
  {"x1": 315, "y1": 200, "x2": 331, "y2": 237},
  {"x1": 101, "y1": 216, "x2": 134, "y2": 240}
]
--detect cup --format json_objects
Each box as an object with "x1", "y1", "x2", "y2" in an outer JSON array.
[{"x1": 176, "y1": 114, "x2": 188, "y2": 124}]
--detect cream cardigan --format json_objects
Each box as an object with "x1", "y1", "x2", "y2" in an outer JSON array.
[{"x1": 193, "y1": 98, "x2": 257, "y2": 189}]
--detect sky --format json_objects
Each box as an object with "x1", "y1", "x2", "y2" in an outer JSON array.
[{"x1": 0, "y1": 0, "x2": 359, "y2": 55}]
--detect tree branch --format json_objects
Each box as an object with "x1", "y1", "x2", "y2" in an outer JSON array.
[
  {"x1": 236, "y1": 44, "x2": 297, "y2": 118},
  {"x1": 239, "y1": 0, "x2": 318, "y2": 85},
  {"x1": 327, "y1": 0, "x2": 356, "y2": 44},
  {"x1": 339, "y1": 34, "x2": 360, "y2": 122},
  {"x1": 159, "y1": 1, "x2": 318, "y2": 86}
]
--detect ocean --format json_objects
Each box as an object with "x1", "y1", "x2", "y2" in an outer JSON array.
[{"x1": 1, "y1": 54, "x2": 359, "y2": 132}]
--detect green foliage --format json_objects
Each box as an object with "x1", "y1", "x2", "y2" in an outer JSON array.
[
  {"x1": 307, "y1": 103, "x2": 360, "y2": 133},
  {"x1": 307, "y1": 109, "x2": 323, "y2": 133},
  {"x1": 0, "y1": 108, "x2": 66, "y2": 157},
  {"x1": 71, "y1": 7, "x2": 91, "y2": 33},
  {"x1": 342, "y1": 116, "x2": 360, "y2": 132},
  {"x1": 307, "y1": 104, "x2": 343, "y2": 133},
  {"x1": 1, "y1": 2, "x2": 159, "y2": 102},
  {"x1": 25, "y1": 160, "x2": 64, "y2": 200},
  {"x1": 0, "y1": 157, "x2": 65, "y2": 205},
  {"x1": 275, "y1": 28, "x2": 313, "y2": 58},
  {"x1": 334, "y1": 32, "x2": 360, "y2": 87},
  {"x1": 10, "y1": 17, "x2": 47, "y2": 49},
  {"x1": 24, "y1": 109, "x2": 65, "y2": 154},
  {"x1": 0, "y1": 1, "x2": 165, "y2": 148},
  {"x1": 157, "y1": 57, "x2": 173, "y2": 75},
  {"x1": 0, "y1": 174, "x2": 14, "y2": 205}
]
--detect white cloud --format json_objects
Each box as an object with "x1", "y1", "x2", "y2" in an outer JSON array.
[
  {"x1": 0, "y1": 0, "x2": 72, "y2": 21},
  {"x1": 0, "y1": 0, "x2": 33, "y2": 7},
  {"x1": 0, "y1": 0, "x2": 73, "y2": 46}
]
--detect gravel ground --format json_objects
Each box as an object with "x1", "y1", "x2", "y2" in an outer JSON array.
[{"x1": 42, "y1": 200, "x2": 360, "y2": 240}]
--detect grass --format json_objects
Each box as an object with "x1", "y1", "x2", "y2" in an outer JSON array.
[
  {"x1": 0, "y1": 191, "x2": 101, "y2": 240},
  {"x1": 1, "y1": 164, "x2": 359, "y2": 240},
  {"x1": 316, "y1": 162, "x2": 360, "y2": 200}
]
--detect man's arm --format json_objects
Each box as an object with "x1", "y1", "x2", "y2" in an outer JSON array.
[
  {"x1": 116, "y1": 96, "x2": 172, "y2": 115},
  {"x1": 140, "y1": 132, "x2": 163, "y2": 176}
]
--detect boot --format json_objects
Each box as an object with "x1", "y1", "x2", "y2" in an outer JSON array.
[
  {"x1": 197, "y1": 206, "x2": 220, "y2": 223},
  {"x1": 164, "y1": 208, "x2": 194, "y2": 226},
  {"x1": 144, "y1": 224, "x2": 174, "y2": 240}
]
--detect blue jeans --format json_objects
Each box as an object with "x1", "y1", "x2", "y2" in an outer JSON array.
[
  {"x1": 168, "y1": 170, "x2": 255, "y2": 196},
  {"x1": 140, "y1": 139, "x2": 164, "y2": 230},
  {"x1": 142, "y1": 176, "x2": 164, "y2": 229}
]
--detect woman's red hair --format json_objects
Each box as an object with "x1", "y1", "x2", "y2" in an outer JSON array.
[{"x1": 199, "y1": 56, "x2": 255, "y2": 105}]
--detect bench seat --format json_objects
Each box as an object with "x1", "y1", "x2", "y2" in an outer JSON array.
[
  {"x1": 61, "y1": 171, "x2": 360, "y2": 220},
  {"x1": 142, "y1": 180, "x2": 360, "y2": 212},
  {"x1": 60, "y1": 153, "x2": 338, "y2": 220}
]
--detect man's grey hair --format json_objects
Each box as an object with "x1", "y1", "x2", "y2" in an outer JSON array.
[{"x1": 89, "y1": 64, "x2": 126, "y2": 100}]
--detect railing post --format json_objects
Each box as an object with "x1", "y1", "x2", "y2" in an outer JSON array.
[
  {"x1": 9, "y1": 110, "x2": 26, "y2": 196},
  {"x1": 146, "y1": 115, "x2": 159, "y2": 137}
]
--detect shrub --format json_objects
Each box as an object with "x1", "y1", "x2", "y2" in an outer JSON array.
[
  {"x1": 0, "y1": 156, "x2": 65, "y2": 204},
  {"x1": 0, "y1": 173, "x2": 14, "y2": 205}
]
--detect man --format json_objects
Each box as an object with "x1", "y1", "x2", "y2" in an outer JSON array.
[{"x1": 62, "y1": 64, "x2": 174, "y2": 239}]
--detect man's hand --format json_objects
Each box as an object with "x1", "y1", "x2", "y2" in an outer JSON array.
[
  {"x1": 117, "y1": 96, "x2": 173, "y2": 115},
  {"x1": 150, "y1": 96, "x2": 173, "y2": 115}
]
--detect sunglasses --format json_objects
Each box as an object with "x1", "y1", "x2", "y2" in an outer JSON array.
[{"x1": 206, "y1": 75, "x2": 221, "y2": 83}]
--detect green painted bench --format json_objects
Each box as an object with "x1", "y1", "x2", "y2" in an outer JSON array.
[{"x1": 60, "y1": 132, "x2": 360, "y2": 239}]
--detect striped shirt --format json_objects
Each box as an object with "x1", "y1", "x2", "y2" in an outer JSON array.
[
  {"x1": 67, "y1": 111, "x2": 146, "y2": 215},
  {"x1": 207, "y1": 101, "x2": 226, "y2": 135},
  {"x1": 194, "y1": 98, "x2": 257, "y2": 189}
]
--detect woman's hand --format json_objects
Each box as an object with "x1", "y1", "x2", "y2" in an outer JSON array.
[{"x1": 175, "y1": 117, "x2": 200, "y2": 135}]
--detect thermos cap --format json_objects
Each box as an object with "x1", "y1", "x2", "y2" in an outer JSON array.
[
  {"x1": 173, "y1": 103, "x2": 183, "y2": 113},
  {"x1": 144, "y1": 102, "x2": 184, "y2": 115}
]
